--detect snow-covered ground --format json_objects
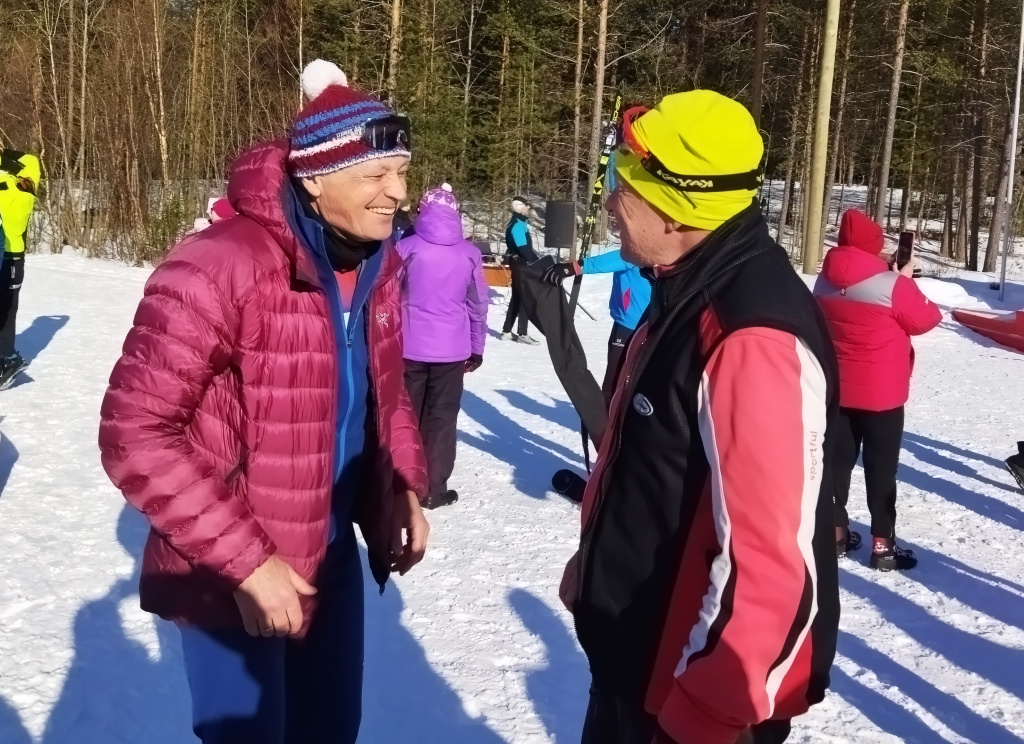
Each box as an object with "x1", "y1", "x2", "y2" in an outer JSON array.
[{"x1": 1, "y1": 250, "x2": 1024, "y2": 743}]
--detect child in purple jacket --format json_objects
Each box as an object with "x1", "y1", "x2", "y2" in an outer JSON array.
[{"x1": 397, "y1": 184, "x2": 489, "y2": 509}]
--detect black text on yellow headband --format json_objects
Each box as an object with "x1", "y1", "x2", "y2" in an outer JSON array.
[{"x1": 643, "y1": 154, "x2": 763, "y2": 193}]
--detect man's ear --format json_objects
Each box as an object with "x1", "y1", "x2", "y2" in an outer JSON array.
[
  {"x1": 665, "y1": 218, "x2": 684, "y2": 234},
  {"x1": 301, "y1": 176, "x2": 322, "y2": 200}
]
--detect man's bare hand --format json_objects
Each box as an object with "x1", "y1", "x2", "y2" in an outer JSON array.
[
  {"x1": 233, "y1": 555, "x2": 317, "y2": 638},
  {"x1": 391, "y1": 490, "x2": 430, "y2": 575},
  {"x1": 559, "y1": 551, "x2": 580, "y2": 613}
]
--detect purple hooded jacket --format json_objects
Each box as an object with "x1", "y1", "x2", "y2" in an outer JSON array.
[{"x1": 396, "y1": 201, "x2": 489, "y2": 363}]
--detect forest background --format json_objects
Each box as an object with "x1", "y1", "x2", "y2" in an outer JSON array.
[{"x1": 0, "y1": 0, "x2": 1020, "y2": 271}]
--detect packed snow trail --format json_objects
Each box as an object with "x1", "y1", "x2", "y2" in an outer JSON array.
[{"x1": 1, "y1": 252, "x2": 1024, "y2": 743}]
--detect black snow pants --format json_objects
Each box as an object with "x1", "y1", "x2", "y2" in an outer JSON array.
[
  {"x1": 404, "y1": 360, "x2": 465, "y2": 499},
  {"x1": 0, "y1": 253, "x2": 24, "y2": 357},
  {"x1": 580, "y1": 686, "x2": 791, "y2": 744},
  {"x1": 502, "y1": 257, "x2": 530, "y2": 336},
  {"x1": 832, "y1": 405, "x2": 905, "y2": 538}
]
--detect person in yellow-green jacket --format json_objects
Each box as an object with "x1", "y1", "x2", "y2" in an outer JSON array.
[{"x1": 0, "y1": 146, "x2": 41, "y2": 390}]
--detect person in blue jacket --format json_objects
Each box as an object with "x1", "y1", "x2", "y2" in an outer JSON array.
[
  {"x1": 544, "y1": 248, "x2": 651, "y2": 403},
  {"x1": 501, "y1": 196, "x2": 540, "y2": 344}
]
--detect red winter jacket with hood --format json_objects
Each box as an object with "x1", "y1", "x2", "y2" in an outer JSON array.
[
  {"x1": 98, "y1": 140, "x2": 427, "y2": 632},
  {"x1": 813, "y1": 210, "x2": 941, "y2": 411}
]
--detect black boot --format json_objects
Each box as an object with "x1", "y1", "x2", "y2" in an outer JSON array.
[
  {"x1": 836, "y1": 529, "x2": 862, "y2": 559},
  {"x1": 1006, "y1": 442, "x2": 1024, "y2": 493},
  {"x1": 0, "y1": 352, "x2": 26, "y2": 391},
  {"x1": 870, "y1": 539, "x2": 918, "y2": 571},
  {"x1": 423, "y1": 490, "x2": 459, "y2": 510}
]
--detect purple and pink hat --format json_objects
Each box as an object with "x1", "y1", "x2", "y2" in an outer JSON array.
[{"x1": 420, "y1": 183, "x2": 459, "y2": 212}]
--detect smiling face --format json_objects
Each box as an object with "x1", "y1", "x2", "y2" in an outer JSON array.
[{"x1": 301, "y1": 155, "x2": 410, "y2": 241}]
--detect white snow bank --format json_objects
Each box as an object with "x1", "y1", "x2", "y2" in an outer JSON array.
[{"x1": 2, "y1": 255, "x2": 1024, "y2": 743}]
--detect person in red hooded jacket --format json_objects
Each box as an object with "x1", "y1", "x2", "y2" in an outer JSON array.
[
  {"x1": 814, "y1": 209, "x2": 941, "y2": 571},
  {"x1": 98, "y1": 59, "x2": 428, "y2": 744}
]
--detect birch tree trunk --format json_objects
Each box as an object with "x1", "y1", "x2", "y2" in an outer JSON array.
[
  {"x1": 387, "y1": 0, "x2": 403, "y2": 104},
  {"x1": 941, "y1": 162, "x2": 955, "y2": 257},
  {"x1": 956, "y1": 142, "x2": 973, "y2": 262},
  {"x1": 460, "y1": 0, "x2": 479, "y2": 176},
  {"x1": 777, "y1": 25, "x2": 809, "y2": 247},
  {"x1": 751, "y1": 0, "x2": 768, "y2": 129},
  {"x1": 571, "y1": 0, "x2": 585, "y2": 258},
  {"x1": 873, "y1": 0, "x2": 911, "y2": 223},
  {"x1": 587, "y1": 0, "x2": 609, "y2": 191},
  {"x1": 968, "y1": 0, "x2": 988, "y2": 271},
  {"x1": 985, "y1": 107, "x2": 1013, "y2": 272},
  {"x1": 917, "y1": 166, "x2": 932, "y2": 237},
  {"x1": 900, "y1": 75, "x2": 923, "y2": 232}
]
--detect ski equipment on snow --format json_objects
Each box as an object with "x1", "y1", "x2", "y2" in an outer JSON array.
[
  {"x1": 552, "y1": 469, "x2": 586, "y2": 504},
  {"x1": 569, "y1": 94, "x2": 624, "y2": 317},
  {"x1": 0, "y1": 352, "x2": 27, "y2": 391},
  {"x1": 1006, "y1": 441, "x2": 1024, "y2": 493}
]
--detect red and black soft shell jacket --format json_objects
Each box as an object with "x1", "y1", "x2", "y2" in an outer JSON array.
[{"x1": 574, "y1": 206, "x2": 841, "y2": 744}]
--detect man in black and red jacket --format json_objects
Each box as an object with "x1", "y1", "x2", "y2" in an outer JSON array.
[{"x1": 559, "y1": 91, "x2": 840, "y2": 744}]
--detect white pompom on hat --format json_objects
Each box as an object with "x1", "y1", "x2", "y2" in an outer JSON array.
[{"x1": 301, "y1": 59, "x2": 348, "y2": 100}]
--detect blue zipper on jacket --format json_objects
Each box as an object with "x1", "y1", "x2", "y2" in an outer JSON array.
[{"x1": 285, "y1": 181, "x2": 384, "y2": 543}]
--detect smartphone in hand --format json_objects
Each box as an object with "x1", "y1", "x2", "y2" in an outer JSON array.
[{"x1": 896, "y1": 231, "x2": 915, "y2": 269}]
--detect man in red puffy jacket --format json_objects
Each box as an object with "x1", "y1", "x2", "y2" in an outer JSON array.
[
  {"x1": 99, "y1": 60, "x2": 428, "y2": 744},
  {"x1": 814, "y1": 209, "x2": 941, "y2": 571}
]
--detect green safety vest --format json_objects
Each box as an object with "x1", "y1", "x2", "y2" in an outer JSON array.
[{"x1": 0, "y1": 150, "x2": 41, "y2": 255}]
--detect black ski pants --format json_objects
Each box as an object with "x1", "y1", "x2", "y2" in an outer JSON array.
[
  {"x1": 502, "y1": 258, "x2": 530, "y2": 336},
  {"x1": 404, "y1": 360, "x2": 465, "y2": 499},
  {"x1": 580, "y1": 686, "x2": 791, "y2": 744},
  {"x1": 0, "y1": 253, "x2": 24, "y2": 358},
  {"x1": 602, "y1": 322, "x2": 633, "y2": 407},
  {"x1": 832, "y1": 406, "x2": 905, "y2": 538}
]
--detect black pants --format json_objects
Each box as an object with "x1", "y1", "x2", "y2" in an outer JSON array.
[
  {"x1": 602, "y1": 322, "x2": 633, "y2": 407},
  {"x1": 0, "y1": 253, "x2": 24, "y2": 357},
  {"x1": 832, "y1": 406, "x2": 905, "y2": 538},
  {"x1": 404, "y1": 360, "x2": 465, "y2": 499},
  {"x1": 502, "y1": 258, "x2": 530, "y2": 336},
  {"x1": 581, "y1": 687, "x2": 791, "y2": 744}
]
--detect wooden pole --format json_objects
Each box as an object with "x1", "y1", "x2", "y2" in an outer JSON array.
[
  {"x1": 999, "y1": 0, "x2": 1024, "y2": 299},
  {"x1": 802, "y1": 0, "x2": 842, "y2": 274}
]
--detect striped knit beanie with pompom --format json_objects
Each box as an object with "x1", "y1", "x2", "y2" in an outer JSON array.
[{"x1": 289, "y1": 59, "x2": 411, "y2": 178}]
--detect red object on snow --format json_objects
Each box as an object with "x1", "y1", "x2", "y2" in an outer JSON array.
[{"x1": 951, "y1": 308, "x2": 1024, "y2": 353}]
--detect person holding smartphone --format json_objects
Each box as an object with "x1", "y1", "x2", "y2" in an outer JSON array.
[{"x1": 813, "y1": 209, "x2": 941, "y2": 570}]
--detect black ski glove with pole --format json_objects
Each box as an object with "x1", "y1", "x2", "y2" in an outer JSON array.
[{"x1": 542, "y1": 262, "x2": 580, "y2": 286}]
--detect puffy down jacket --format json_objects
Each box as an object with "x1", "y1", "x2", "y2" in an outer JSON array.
[
  {"x1": 396, "y1": 201, "x2": 489, "y2": 363},
  {"x1": 814, "y1": 210, "x2": 942, "y2": 411},
  {"x1": 98, "y1": 139, "x2": 427, "y2": 631}
]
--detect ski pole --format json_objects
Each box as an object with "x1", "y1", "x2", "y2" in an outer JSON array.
[{"x1": 569, "y1": 93, "x2": 624, "y2": 317}]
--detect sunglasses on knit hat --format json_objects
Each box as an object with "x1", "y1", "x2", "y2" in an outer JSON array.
[
  {"x1": 363, "y1": 114, "x2": 412, "y2": 151},
  {"x1": 618, "y1": 106, "x2": 762, "y2": 193}
]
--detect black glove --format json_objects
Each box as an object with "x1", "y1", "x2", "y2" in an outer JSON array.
[
  {"x1": 542, "y1": 262, "x2": 580, "y2": 286},
  {"x1": 465, "y1": 354, "x2": 483, "y2": 373}
]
